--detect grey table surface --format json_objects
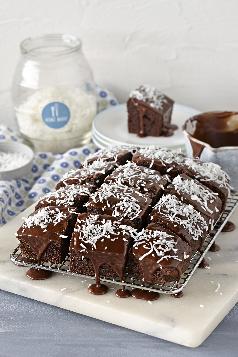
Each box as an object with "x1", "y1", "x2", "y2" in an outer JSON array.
[{"x1": 0, "y1": 290, "x2": 237, "y2": 357}]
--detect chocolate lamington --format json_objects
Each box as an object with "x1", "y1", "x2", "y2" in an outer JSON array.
[
  {"x1": 132, "y1": 147, "x2": 185, "y2": 175},
  {"x1": 182, "y1": 158, "x2": 230, "y2": 209},
  {"x1": 127, "y1": 85, "x2": 175, "y2": 137},
  {"x1": 151, "y1": 194, "x2": 210, "y2": 253},
  {"x1": 84, "y1": 146, "x2": 133, "y2": 166},
  {"x1": 35, "y1": 184, "x2": 95, "y2": 213},
  {"x1": 55, "y1": 159, "x2": 116, "y2": 190},
  {"x1": 16, "y1": 206, "x2": 75, "y2": 264},
  {"x1": 70, "y1": 214, "x2": 136, "y2": 282},
  {"x1": 86, "y1": 183, "x2": 152, "y2": 229},
  {"x1": 128, "y1": 224, "x2": 192, "y2": 284},
  {"x1": 105, "y1": 161, "x2": 168, "y2": 202},
  {"x1": 167, "y1": 174, "x2": 222, "y2": 222}
]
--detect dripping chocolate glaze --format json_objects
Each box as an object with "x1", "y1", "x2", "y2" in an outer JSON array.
[
  {"x1": 115, "y1": 286, "x2": 131, "y2": 298},
  {"x1": 185, "y1": 111, "x2": 238, "y2": 150},
  {"x1": 198, "y1": 258, "x2": 209, "y2": 269},
  {"x1": 209, "y1": 243, "x2": 221, "y2": 252},
  {"x1": 222, "y1": 221, "x2": 236, "y2": 232},
  {"x1": 26, "y1": 268, "x2": 52, "y2": 280},
  {"x1": 131, "y1": 288, "x2": 160, "y2": 301}
]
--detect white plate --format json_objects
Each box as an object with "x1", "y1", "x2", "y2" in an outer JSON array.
[{"x1": 92, "y1": 103, "x2": 200, "y2": 149}]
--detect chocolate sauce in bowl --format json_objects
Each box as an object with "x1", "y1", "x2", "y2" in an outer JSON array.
[
  {"x1": 185, "y1": 112, "x2": 238, "y2": 150},
  {"x1": 131, "y1": 288, "x2": 160, "y2": 301},
  {"x1": 26, "y1": 268, "x2": 52, "y2": 280},
  {"x1": 222, "y1": 221, "x2": 236, "y2": 232}
]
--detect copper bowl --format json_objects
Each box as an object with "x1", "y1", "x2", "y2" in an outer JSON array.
[{"x1": 183, "y1": 111, "x2": 238, "y2": 190}]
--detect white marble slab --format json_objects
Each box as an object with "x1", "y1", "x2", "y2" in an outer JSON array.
[{"x1": 0, "y1": 205, "x2": 237, "y2": 348}]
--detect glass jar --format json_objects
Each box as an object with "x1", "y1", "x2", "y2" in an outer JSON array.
[{"x1": 12, "y1": 34, "x2": 97, "y2": 153}]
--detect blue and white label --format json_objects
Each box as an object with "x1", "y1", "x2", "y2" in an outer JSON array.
[{"x1": 42, "y1": 102, "x2": 70, "y2": 129}]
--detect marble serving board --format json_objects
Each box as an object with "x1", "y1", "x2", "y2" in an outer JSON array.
[{"x1": 0, "y1": 205, "x2": 238, "y2": 348}]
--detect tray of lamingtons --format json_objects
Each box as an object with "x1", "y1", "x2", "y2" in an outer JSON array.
[
  {"x1": 10, "y1": 146, "x2": 236, "y2": 295},
  {"x1": 10, "y1": 191, "x2": 238, "y2": 295}
]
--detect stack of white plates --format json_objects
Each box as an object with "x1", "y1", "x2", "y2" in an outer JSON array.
[{"x1": 92, "y1": 103, "x2": 200, "y2": 149}]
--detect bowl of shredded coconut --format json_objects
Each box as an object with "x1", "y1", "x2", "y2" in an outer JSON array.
[{"x1": 0, "y1": 142, "x2": 34, "y2": 180}]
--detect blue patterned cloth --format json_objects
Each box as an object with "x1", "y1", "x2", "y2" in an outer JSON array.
[{"x1": 0, "y1": 86, "x2": 118, "y2": 226}]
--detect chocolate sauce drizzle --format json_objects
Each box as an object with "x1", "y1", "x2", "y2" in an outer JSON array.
[
  {"x1": 26, "y1": 268, "x2": 52, "y2": 280},
  {"x1": 222, "y1": 221, "x2": 236, "y2": 232},
  {"x1": 171, "y1": 291, "x2": 184, "y2": 298},
  {"x1": 209, "y1": 243, "x2": 221, "y2": 252},
  {"x1": 115, "y1": 286, "x2": 131, "y2": 298},
  {"x1": 198, "y1": 258, "x2": 209, "y2": 269},
  {"x1": 131, "y1": 288, "x2": 160, "y2": 301}
]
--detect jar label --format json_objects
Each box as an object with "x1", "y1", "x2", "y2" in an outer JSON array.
[{"x1": 42, "y1": 102, "x2": 70, "y2": 129}]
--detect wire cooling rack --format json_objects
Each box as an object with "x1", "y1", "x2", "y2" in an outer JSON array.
[{"x1": 10, "y1": 191, "x2": 238, "y2": 295}]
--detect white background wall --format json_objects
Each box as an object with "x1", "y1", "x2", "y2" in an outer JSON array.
[{"x1": 1, "y1": 0, "x2": 238, "y2": 127}]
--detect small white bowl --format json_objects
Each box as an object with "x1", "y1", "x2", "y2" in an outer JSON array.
[{"x1": 0, "y1": 142, "x2": 34, "y2": 180}]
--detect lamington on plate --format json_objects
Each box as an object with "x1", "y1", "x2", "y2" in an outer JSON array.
[{"x1": 127, "y1": 85, "x2": 175, "y2": 137}]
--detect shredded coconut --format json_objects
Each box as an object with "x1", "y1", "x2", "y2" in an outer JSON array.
[
  {"x1": 184, "y1": 158, "x2": 230, "y2": 189},
  {"x1": 22, "y1": 207, "x2": 68, "y2": 230},
  {"x1": 137, "y1": 146, "x2": 185, "y2": 166},
  {"x1": 154, "y1": 194, "x2": 209, "y2": 240},
  {"x1": 172, "y1": 175, "x2": 219, "y2": 214},
  {"x1": 129, "y1": 85, "x2": 171, "y2": 111},
  {"x1": 134, "y1": 229, "x2": 182, "y2": 264},
  {"x1": 0, "y1": 151, "x2": 30, "y2": 171}
]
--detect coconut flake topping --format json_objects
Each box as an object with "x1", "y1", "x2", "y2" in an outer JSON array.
[
  {"x1": 22, "y1": 207, "x2": 68, "y2": 230},
  {"x1": 130, "y1": 85, "x2": 171, "y2": 111},
  {"x1": 134, "y1": 229, "x2": 182, "y2": 264},
  {"x1": 172, "y1": 175, "x2": 219, "y2": 214},
  {"x1": 154, "y1": 194, "x2": 208, "y2": 240}
]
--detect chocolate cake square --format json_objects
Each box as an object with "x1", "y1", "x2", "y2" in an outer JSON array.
[
  {"x1": 84, "y1": 147, "x2": 133, "y2": 166},
  {"x1": 55, "y1": 159, "x2": 116, "y2": 190},
  {"x1": 16, "y1": 206, "x2": 76, "y2": 264},
  {"x1": 105, "y1": 161, "x2": 168, "y2": 202},
  {"x1": 70, "y1": 214, "x2": 136, "y2": 281},
  {"x1": 166, "y1": 173, "x2": 222, "y2": 223},
  {"x1": 182, "y1": 158, "x2": 230, "y2": 209},
  {"x1": 35, "y1": 184, "x2": 95, "y2": 213},
  {"x1": 86, "y1": 183, "x2": 152, "y2": 229},
  {"x1": 127, "y1": 224, "x2": 192, "y2": 284},
  {"x1": 132, "y1": 147, "x2": 185, "y2": 175},
  {"x1": 127, "y1": 85, "x2": 174, "y2": 137},
  {"x1": 150, "y1": 194, "x2": 210, "y2": 253}
]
